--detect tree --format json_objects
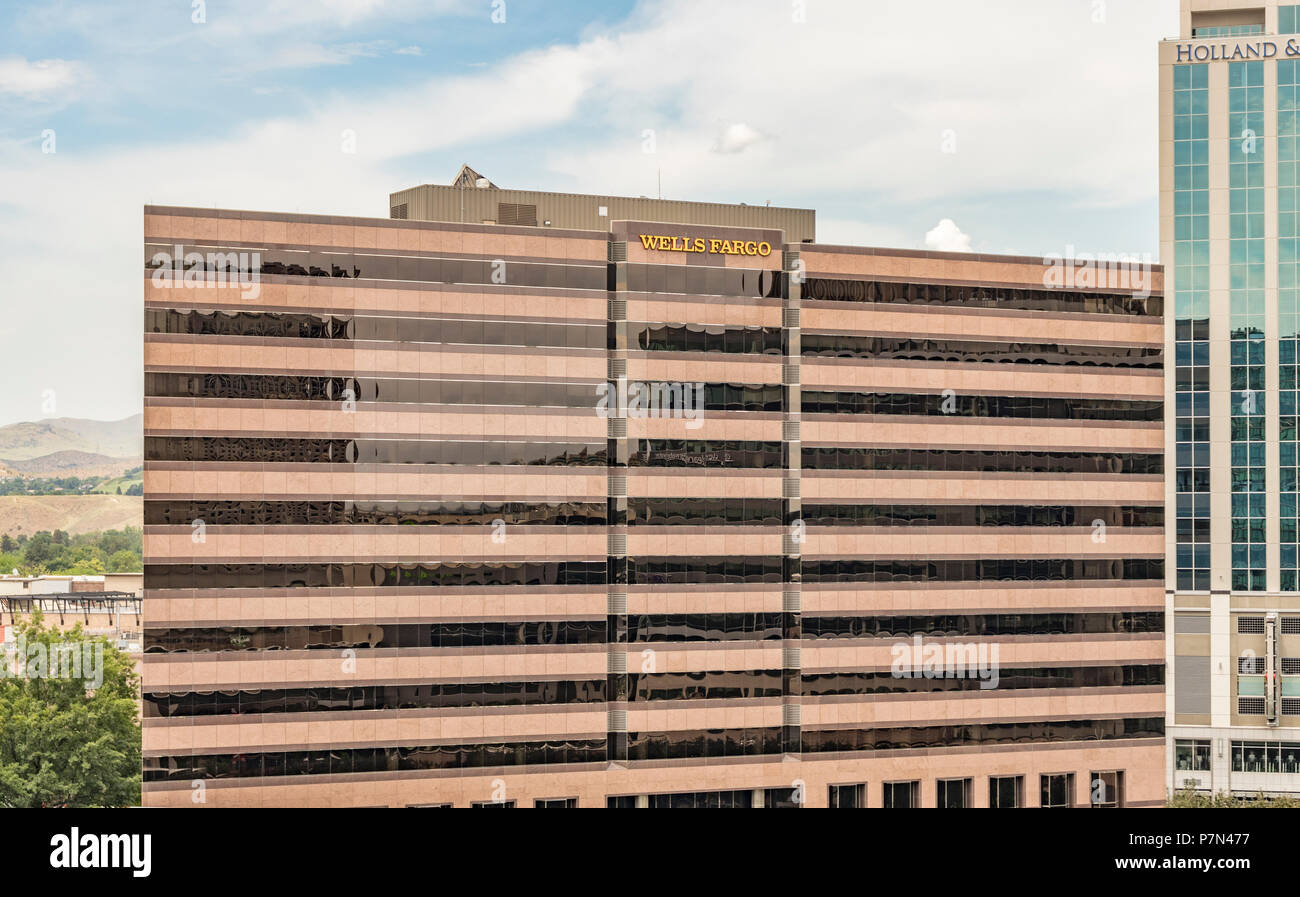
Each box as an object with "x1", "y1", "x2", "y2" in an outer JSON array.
[
  {"x1": 98, "y1": 529, "x2": 139, "y2": 556},
  {"x1": 64, "y1": 546, "x2": 106, "y2": 575},
  {"x1": 106, "y1": 550, "x2": 140, "y2": 573},
  {"x1": 0, "y1": 534, "x2": 12, "y2": 553},
  {"x1": 21, "y1": 532, "x2": 60, "y2": 567},
  {"x1": 0, "y1": 529, "x2": 141, "y2": 576},
  {"x1": 0, "y1": 611, "x2": 141, "y2": 807}
]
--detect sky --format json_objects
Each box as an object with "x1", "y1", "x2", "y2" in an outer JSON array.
[{"x1": 0, "y1": 0, "x2": 1179, "y2": 425}]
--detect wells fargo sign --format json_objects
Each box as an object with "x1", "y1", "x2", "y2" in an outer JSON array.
[{"x1": 638, "y1": 233, "x2": 773, "y2": 257}]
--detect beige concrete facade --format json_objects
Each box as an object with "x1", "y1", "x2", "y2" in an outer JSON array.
[{"x1": 143, "y1": 200, "x2": 1164, "y2": 808}]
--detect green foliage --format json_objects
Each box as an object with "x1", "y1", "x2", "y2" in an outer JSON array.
[
  {"x1": 0, "y1": 467, "x2": 144, "y2": 496},
  {"x1": 0, "y1": 528, "x2": 142, "y2": 576},
  {"x1": 91, "y1": 469, "x2": 144, "y2": 496},
  {"x1": 0, "y1": 476, "x2": 92, "y2": 495},
  {"x1": 1168, "y1": 788, "x2": 1300, "y2": 807},
  {"x1": 97, "y1": 528, "x2": 139, "y2": 556},
  {"x1": 21, "y1": 532, "x2": 59, "y2": 566},
  {"x1": 106, "y1": 550, "x2": 138, "y2": 573},
  {"x1": 0, "y1": 611, "x2": 141, "y2": 807}
]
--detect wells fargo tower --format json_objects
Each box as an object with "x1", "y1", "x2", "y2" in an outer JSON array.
[{"x1": 142, "y1": 168, "x2": 1164, "y2": 807}]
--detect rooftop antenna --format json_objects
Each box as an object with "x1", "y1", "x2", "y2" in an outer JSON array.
[{"x1": 658, "y1": 169, "x2": 662, "y2": 200}]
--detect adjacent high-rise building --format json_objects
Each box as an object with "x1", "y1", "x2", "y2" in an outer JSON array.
[
  {"x1": 1163, "y1": 1, "x2": 1300, "y2": 795},
  {"x1": 142, "y1": 169, "x2": 1165, "y2": 807}
]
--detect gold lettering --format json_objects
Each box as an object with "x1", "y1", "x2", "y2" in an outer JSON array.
[{"x1": 638, "y1": 233, "x2": 776, "y2": 256}]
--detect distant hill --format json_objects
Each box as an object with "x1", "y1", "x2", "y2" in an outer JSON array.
[
  {"x1": 0, "y1": 415, "x2": 141, "y2": 462},
  {"x1": 0, "y1": 495, "x2": 142, "y2": 537},
  {"x1": 0, "y1": 417, "x2": 144, "y2": 532},
  {"x1": 1, "y1": 450, "x2": 138, "y2": 478}
]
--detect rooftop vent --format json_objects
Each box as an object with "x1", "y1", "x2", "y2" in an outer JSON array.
[{"x1": 498, "y1": 202, "x2": 537, "y2": 227}]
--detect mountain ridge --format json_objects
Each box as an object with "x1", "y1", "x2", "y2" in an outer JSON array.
[{"x1": 0, "y1": 414, "x2": 142, "y2": 462}]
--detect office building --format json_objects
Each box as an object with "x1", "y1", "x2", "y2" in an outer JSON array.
[
  {"x1": 141, "y1": 170, "x2": 1164, "y2": 807},
  {"x1": 1163, "y1": 0, "x2": 1300, "y2": 795}
]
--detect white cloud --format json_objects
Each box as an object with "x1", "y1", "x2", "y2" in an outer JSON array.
[
  {"x1": 711, "y1": 123, "x2": 764, "y2": 154},
  {"x1": 543, "y1": 0, "x2": 1176, "y2": 211},
  {"x1": 0, "y1": 57, "x2": 82, "y2": 99},
  {"x1": 251, "y1": 40, "x2": 392, "y2": 71},
  {"x1": 11, "y1": 1, "x2": 472, "y2": 76},
  {"x1": 395, "y1": 45, "x2": 423, "y2": 55},
  {"x1": 924, "y1": 218, "x2": 972, "y2": 253}
]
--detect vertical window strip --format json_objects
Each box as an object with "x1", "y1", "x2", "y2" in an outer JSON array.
[
  {"x1": 1281, "y1": 60, "x2": 1300, "y2": 590},
  {"x1": 1230, "y1": 60, "x2": 1266, "y2": 592},
  {"x1": 1175, "y1": 62, "x2": 1212, "y2": 591}
]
